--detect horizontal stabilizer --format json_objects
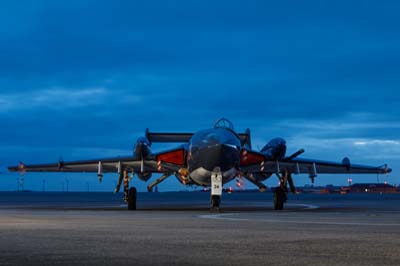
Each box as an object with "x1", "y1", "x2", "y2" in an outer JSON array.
[
  {"x1": 146, "y1": 128, "x2": 251, "y2": 146},
  {"x1": 146, "y1": 130, "x2": 193, "y2": 143}
]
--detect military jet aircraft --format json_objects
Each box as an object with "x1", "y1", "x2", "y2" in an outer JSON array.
[{"x1": 8, "y1": 118, "x2": 392, "y2": 210}]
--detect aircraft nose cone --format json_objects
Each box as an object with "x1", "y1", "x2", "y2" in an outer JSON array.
[
  {"x1": 200, "y1": 143, "x2": 240, "y2": 172},
  {"x1": 188, "y1": 128, "x2": 242, "y2": 172}
]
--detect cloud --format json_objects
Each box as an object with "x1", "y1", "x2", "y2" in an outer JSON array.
[
  {"x1": 281, "y1": 136, "x2": 400, "y2": 162},
  {"x1": 0, "y1": 0, "x2": 399, "y2": 190},
  {"x1": 0, "y1": 87, "x2": 141, "y2": 112},
  {"x1": 0, "y1": 145, "x2": 130, "y2": 164},
  {"x1": 269, "y1": 112, "x2": 400, "y2": 141},
  {"x1": 278, "y1": 120, "x2": 400, "y2": 131},
  {"x1": 354, "y1": 140, "x2": 400, "y2": 146}
]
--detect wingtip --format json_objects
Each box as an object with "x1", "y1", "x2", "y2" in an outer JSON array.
[
  {"x1": 382, "y1": 164, "x2": 392, "y2": 174},
  {"x1": 7, "y1": 161, "x2": 25, "y2": 172}
]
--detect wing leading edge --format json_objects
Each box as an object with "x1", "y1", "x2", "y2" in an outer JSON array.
[
  {"x1": 8, "y1": 148, "x2": 187, "y2": 174},
  {"x1": 8, "y1": 157, "x2": 158, "y2": 173},
  {"x1": 242, "y1": 155, "x2": 392, "y2": 176}
]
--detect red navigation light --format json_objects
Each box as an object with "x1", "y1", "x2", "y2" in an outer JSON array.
[
  {"x1": 157, "y1": 149, "x2": 185, "y2": 165},
  {"x1": 18, "y1": 162, "x2": 26, "y2": 174}
]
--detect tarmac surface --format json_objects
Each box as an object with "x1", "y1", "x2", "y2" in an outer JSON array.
[{"x1": 0, "y1": 191, "x2": 400, "y2": 266}]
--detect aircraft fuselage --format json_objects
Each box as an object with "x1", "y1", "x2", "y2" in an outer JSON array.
[{"x1": 187, "y1": 128, "x2": 242, "y2": 186}]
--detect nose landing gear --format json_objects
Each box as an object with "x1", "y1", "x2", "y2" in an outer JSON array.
[
  {"x1": 210, "y1": 168, "x2": 223, "y2": 212},
  {"x1": 211, "y1": 195, "x2": 221, "y2": 211}
]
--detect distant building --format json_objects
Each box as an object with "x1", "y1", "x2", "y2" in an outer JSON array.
[{"x1": 349, "y1": 183, "x2": 398, "y2": 193}]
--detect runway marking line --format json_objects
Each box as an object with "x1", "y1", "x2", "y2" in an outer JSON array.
[
  {"x1": 199, "y1": 203, "x2": 400, "y2": 227},
  {"x1": 200, "y1": 214, "x2": 400, "y2": 226}
]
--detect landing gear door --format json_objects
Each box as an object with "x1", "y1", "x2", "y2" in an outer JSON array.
[{"x1": 211, "y1": 170, "x2": 222, "y2": 196}]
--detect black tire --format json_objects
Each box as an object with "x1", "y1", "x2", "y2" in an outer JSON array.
[
  {"x1": 128, "y1": 187, "x2": 137, "y2": 210},
  {"x1": 273, "y1": 188, "x2": 285, "y2": 210},
  {"x1": 211, "y1": 195, "x2": 221, "y2": 209}
]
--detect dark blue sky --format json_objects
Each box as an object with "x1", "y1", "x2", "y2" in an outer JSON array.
[{"x1": 0, "y1": 0, "x2": 399, "y2": 191}]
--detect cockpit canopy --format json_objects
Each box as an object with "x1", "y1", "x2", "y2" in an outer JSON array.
[{"x1": 213, "y1": 118, "x2": 234, "y2": 131}]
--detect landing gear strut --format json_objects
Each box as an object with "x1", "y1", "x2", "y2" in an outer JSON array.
[
  {"x1": 128, "y1": 187, "x2": 137, "y2": 210},
  {"x1": 211, "y1": 195, "x2": 221, "y2": 211},
  {"x1": 122, "y1": 169, "x2": 136, "y2": 210},
  {"x1": 147, "y1": 173, "x2": 170, "y2": 192},
  {"x1": 210, "y1": 168, "x2": 222, "y2": 212},
  {"x1": 273, "y1": 187, "x2": 287, "y2": 210},
  {"x1": 273, "y1": 170, "x2": 292, "y2": 210}
]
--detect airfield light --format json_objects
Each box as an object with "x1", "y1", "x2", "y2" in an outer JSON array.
[{"x1": 347, "y1": 178, "x2": 353, "y2": 186}]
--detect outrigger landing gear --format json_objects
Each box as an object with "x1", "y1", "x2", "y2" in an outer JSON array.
[
  {"x1": 128, "y1": 187, "x2": 137, "y2": 210},
  {"x1": 273, "y1": 187, "x2": 287, "y2": 210}
]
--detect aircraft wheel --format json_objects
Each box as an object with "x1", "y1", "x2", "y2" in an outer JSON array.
[
  {"x1": 211, "y1": 195, "x2": 221, "y2": 211},
  {"x1": 128, "y1": 187, "x2": 137, "y2": 210},
  {"x1": 273, "y1": 187, "x2": 285, "y2": 210}
]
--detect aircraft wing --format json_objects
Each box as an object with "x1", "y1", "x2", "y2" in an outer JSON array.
[
  {"x1": 8, "y1": 148, "x2": 186, "y2": 174},
  {"x1": 288, "y1": 158, "x2": 391, "y2": 175},
  {"x1": 8, "y1": 157, "x2": 155, "y2": 173},
  {"x1": 241, "y1": 151, "x2": 392, "y2": 175}
]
